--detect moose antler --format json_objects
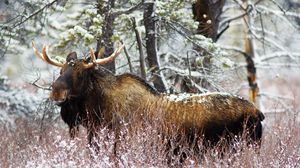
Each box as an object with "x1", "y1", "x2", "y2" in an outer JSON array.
[
  {"x1": 32, "y1": 41, "x2": 64, "y2": 67},
  {"x1": 83, "y1": 43, "x2": 125, "y2": 69}
]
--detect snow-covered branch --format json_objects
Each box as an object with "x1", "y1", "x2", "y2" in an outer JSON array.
[
  {"x1": 218, "y1": 45, "x2": 247, "y2": 56},
  {"x1": 112, "y1": 0, "x2": 145, "y2": 17},
  {"x1": 258, "y1": 52, "x2": 300, "y2": 62},
  {"x1": 11, "y1": 0, "x2": 60, "y2": 29},
  {"x1": 160, "y1": 66, "x2": 205, "y2": 78},
  {"x1": 256, "y1": 5, "x2": 300, "y2": 29},
  {"x1": 250, "y1": 30, "x2": 296, "y2": 60}
]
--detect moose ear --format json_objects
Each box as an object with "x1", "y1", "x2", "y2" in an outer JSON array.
[{"x1": 66, "y1": 52, "x2": 77, "y2": 62}]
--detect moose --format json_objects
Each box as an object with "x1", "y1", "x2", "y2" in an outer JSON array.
[{"x1": 32, "y1": 42, "x2": 264, "y2": 156}]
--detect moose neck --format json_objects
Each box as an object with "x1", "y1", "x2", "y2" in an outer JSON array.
[{"x1": 81, "y1": 67, "x2": 116, "y2": 95}]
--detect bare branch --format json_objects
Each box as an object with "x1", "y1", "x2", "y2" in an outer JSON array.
[
  {"x1": 232, "y1": 0, "x2": 247, "y2": 10},
  {"x1": 160, "y1": 66, "x2": 205, "y2": 78},
  {"x1": 30, "y1": 76, "x2": 51, "y2": 91},
  {"x1": 112, "y1": 0, "x2": 145, "y2": 17},
  {"x1": 268, "y1": 0, "x2": 288, "y2": 13},
  {"x1": 219, "y1": 10, "x2": 250, "y2": 30},
  {"x1": 11, "y1": 0, "x2": 59, "y2": 29},
  {"x1": 131, "y1": 17, "x2": 146, "y2": 79},
  {"x1": 121, "y1": 41, "x2": 133, "y2": 73},
  {"x1": 256, "y1": 5, "x2": 300, "y2": 28},
  {"x1": 259, "y1": 52, "x2": 300, "y2": 62},
  {"x1": 259, "y1": 92, "x2": 295, "y2": 113},
  {"x1": 255, "y1": 62, "x2": 300, "y2": 68},
  {"x1": 218, "y1": 45, "x2": 247, "y2": 56},
  {"x1": 162, "y1": 18, "x2": 212, "y2": 56},
  {"x1": 250, "y1": 30, "x2": 296, "y2": 60}
]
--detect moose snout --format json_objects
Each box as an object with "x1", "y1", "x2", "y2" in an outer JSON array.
[
  {"x1": 50, "y1": 89, "x2": 68, "y2": 105},
  {"x1": 50, "y1": 80, "x2": 69, "y2": 105}
]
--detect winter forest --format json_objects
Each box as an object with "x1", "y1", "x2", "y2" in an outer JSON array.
[{"x1": 0, "y1": 0, "x2": 299, "y2": 167}]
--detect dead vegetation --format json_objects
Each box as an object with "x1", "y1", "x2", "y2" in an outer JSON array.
[{"x1": 0, "y1": 112, "x2": 299, "y2": 168}]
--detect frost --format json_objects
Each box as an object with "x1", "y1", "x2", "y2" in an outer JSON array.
[
  {"x1": 0, "y1": 77, "x2": 43, "y2": 126},
  {"x1": 58, "y1": 140, "x2": 68, "y2": 148},
  {"x1": 84, "y1": 6, "x2": 97, "y2": 16},
  {"x1": 165, "y1": 93, "x2": 192, "y2": 102},
  {"x1": 53, "y1": 5, "x2": 66, "y2": 12},
  {"x1": 67, "y1": 29, "x2": 76, "y2": 36},
  {"x1": 84, "y1": 33, "x2": 94, "y2": 40},
  {"x1": 92, "y1": 17, "x2": 102, "y2": 24},
  {"x1": 74, "y1": 26, "x2": 88, "y2": 36},
  {"x1": 84, "y1": 33, "x2": 95, "y2": 44},
  {"x1": 49, "y1": 20, "x2": 63, "y2": 30},
  {"x1": 165, "y1": 92, "x2": 234, "y2": 103},
  {"x1": 213, "y1": 56, "x2": 235, "y2": 68}
]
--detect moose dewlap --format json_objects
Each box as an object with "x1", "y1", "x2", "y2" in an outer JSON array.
[{"x1": 32, "y1": 41, "x2": 264, "y2": 150}]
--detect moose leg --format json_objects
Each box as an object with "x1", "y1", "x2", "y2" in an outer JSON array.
[
  {"x1": 69, "y1": 126, "x2": 79, "y2": 139},
  {"x1": 87, "y1": 130, "x2": 100, "y2": 152},
  {"x1": 245, "y1": 116, "x2": 263, "y2": 147}
]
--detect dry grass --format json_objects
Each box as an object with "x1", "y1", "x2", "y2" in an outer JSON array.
[{"x1": 0, "y1": 114, "x2": 299, "y2": 168}]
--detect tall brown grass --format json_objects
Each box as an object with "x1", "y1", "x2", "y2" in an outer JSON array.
[{"x1": 0, "y1": 113, "x2": 299, "y2": 168}]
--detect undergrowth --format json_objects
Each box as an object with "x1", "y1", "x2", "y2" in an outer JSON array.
[{"x1": 0, "y1": 115, "x2": 299, "y2": 168}]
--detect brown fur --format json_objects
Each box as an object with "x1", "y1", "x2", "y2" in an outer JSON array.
[{"x1": 48, "y1": 53, "x2": 264, "y2": 154}]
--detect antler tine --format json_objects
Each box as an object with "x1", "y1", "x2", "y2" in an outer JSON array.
[
  {"x1": 41, "y1": 46, "x2": 64, "y2": 67},
  {"x1": 32, "y1": 41, "x2": 46, "y2": 61},
  {"x1": 83, "y1": 43, "x2": 125, "y2": 69},
  {"x1": 82, "y1": 47, "x2": 97, "y2": 69},
  {"x1": 94, "y1": 44, "x2": 125, "y2": 65},
  {"x1": 32, "y1": 41, "x2": 64, "y2": 67}
]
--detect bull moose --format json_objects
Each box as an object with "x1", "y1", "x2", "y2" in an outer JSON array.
[{"x1": 32, "y1": 42, "x2": 264, "y2": 156}]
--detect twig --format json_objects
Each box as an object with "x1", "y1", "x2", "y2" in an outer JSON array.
[
  {"x1": 160, "y1": 66, "x2": 205, "y2": 78},
  {"x1": 259, "y1": 92, "x2": 295, "y2": 113},
  {"x1": 31, "y1": 76, "x2": 51, "y2": 91},
  {"x1": 268, "y1": 0, "x2": 286, "y2": 13},
  {"x1": 256, "y1": 5, "x2": 300, "y2": 21},
  {"x1": 219, "y1": 45, "x2": 247, "y2": 56},
  {"x1": 219, "y1": 10, "x2": 251, "y2": 31},
  {"x1": 112, "y1": 0, "x2": 145, "y2": 17},
  {"x1": 232, "y1": 0, "x2": 246, "y2": 10},
  {"x1": 258, "y1": 52, "x2": 300, "y2": 62},
  {"x1": 12, "y1": 0, "x2": 59, "y2": 29},
  {"x1": 162, "y1": 18, "x2": 212, "y2": 56},
  {"x1": 255, "y1": 62, "x2": 300, "y2": 68},
  {"x1": 250, "y1": 30, "x2": 296, "y2": 60}
]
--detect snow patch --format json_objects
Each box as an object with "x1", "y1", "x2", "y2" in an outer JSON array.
[{"x1": 0, "y1": 77, "x2": 46, "y2": 126}]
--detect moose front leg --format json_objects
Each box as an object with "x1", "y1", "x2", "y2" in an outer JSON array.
[
  {"x1": 87, "y1": 129, "x2": 100, "y2": 153},
  {"x1": 69, "y1": 126, "x2": 79, "y2": 139}
]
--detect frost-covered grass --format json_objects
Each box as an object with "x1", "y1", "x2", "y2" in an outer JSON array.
[{"x1": 0, "y1": 115, "x2": 299, "y2": 168}]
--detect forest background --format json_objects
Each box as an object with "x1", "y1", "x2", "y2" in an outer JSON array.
[{"x1": 0, "y1": 0, "x2": 299, "y2": 167}]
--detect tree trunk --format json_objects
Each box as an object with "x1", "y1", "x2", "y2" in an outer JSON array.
[
  {"x1": 96, "y1": 0, "x2": 116, "y2": 73},
  {"x1": 243, "y1": 0, "x2": 259, "y2": 105},
  {"x1": 132, "y1": 17, "x2": 146, "y2": 79},
  {"x1": 144, "y1": 0, "x2": 167, "y2": 92},
  {"x1": 182, "y1": 0, "x2": 225, "y2": 93},
  {"x1": 192, "y1": 0, "x2": 225, "y2": 42}
]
